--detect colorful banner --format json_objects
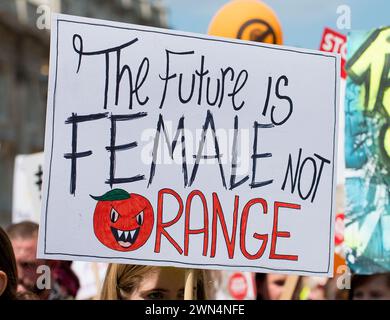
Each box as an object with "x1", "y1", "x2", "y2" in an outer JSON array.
[{"x1": 344, "y1": 27, "x2": 390, "y2": 273}]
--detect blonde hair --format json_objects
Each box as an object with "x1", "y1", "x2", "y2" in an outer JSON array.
[
  {"x1": 100, "y1": 264, "x2": 156, "y2": 300},
  {"x1": 100, "y1": 264, "x2": 211, "y2": 300}
]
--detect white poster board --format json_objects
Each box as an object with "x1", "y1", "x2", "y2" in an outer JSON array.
[
  {"x1": 38, "y1": 14, "x2": 340, "y2": 277},
  {"x1": 12, "y1": 152, "x2": 44, "y2": 223},
  {"x1": 71, "y1": 261, "x2": 108, "y2": 300}
]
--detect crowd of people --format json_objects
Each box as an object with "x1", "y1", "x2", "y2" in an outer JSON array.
[{"x1": 1, "y1": 221, "x2": 389, "y2": 301}]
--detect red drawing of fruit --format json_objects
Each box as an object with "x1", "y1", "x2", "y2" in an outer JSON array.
[{"x1": 91, "y1": 189, "x2": 154, "y2": 252}]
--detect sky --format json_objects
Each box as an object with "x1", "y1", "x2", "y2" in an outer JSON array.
[{"x1": 163, "y1": 0, "x2": 389, "y2": 49}]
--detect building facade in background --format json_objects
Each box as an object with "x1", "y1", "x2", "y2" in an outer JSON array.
[{"x1": 0, "y1": 0, "x2": 168, "y2": 226}]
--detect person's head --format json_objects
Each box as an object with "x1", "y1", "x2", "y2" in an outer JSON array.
[
  {"x1": 101, "y1": 264, "x2": 189, "y2": 300},
  {"x1": 0, "y1": 226, "x2": 18, "y2": 300},
  {"x1": 256, "y1": 273, "x2": 288, "y2": 300},
  {"x1": 6, "y1": 221, "x2": 44, "y2": 295},
  {"x1": 350, "y1": 273, "x2": 390, "y2": 300}
]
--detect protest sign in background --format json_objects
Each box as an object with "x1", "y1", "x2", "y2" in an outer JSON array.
[
  {"x1": 319, "y1": 28, "x2": 346, "y2": 80},
  {"x1": 344, "y1": 27, "x2": 390, "y2": 274},
  {"x1": 210, "y1": 271, "x2": 256, "y2": 300},
  {"x1": 71, "y1": 261, "x2": 108, "y2": 300},
  {"x1": 12, "y1": 152, "x2": 44, "y2": 223},
  {"x1": 38, "y1": 14, "x2": 339, "y2": 277}
]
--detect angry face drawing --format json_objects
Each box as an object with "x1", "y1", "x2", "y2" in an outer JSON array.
[{"x1": 91, "y1": 189, "x2": 154, "y2": 252}]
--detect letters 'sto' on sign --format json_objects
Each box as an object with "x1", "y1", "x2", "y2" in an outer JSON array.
[{"x1": 38, "y1": 14, "x2": 340, "y2": 277}]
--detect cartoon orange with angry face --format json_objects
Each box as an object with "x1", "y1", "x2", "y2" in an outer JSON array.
[{"x1": 91, "y1": 189, "x2": 154, "y2": 251}]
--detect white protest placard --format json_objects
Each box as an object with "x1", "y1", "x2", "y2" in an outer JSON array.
[
  {"x1": 71, "y1": 261, "x2": 108, "y2": 300},
  {"x1": 12, "y1": 152, "x2": 44, "y2": 223},
  {"x1": 38, "y1": 14, "x2": 340, "y2": 277}
]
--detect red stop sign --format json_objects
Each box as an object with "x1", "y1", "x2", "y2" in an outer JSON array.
[{"x1": 228, "y1": 272, "x2": 248, "y2": 300}]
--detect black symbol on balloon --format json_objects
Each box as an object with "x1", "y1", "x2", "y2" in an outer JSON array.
[
  {"x1": 237, "y1": 19, "x2": 277, "y2": 44},
  {"x1": 35, "y1": 165, "x2": 43, "y2": 197}
]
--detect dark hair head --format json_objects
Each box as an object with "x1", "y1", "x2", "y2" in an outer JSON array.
[
  {"x1": 6, "y1": 221, "x2": 39, "y2": 240},
  {"x1": 349, "y1": 273, "x2": 390, "y2": 300},
  {"x1": 0, "y1": 226, "x2": 18, "y2": 300}
]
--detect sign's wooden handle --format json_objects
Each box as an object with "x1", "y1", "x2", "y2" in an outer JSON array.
[
  {"x1": 184, "y1": 269, "x2": 197, "y2": 300},
  {"x1": 279, "y1": 275, "x2": 300, "y2": 300}
]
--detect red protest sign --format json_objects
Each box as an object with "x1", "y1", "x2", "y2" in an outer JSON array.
[
  {"x1": 320, "y1": 27, "x2": 347, "y2": 79},
  {"x1": 228, "y1": 273, "x2": 249, "y2": 300}
]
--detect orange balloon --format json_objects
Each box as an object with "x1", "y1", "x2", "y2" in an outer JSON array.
[{"x1": 208, "y1": 0, "x2": 283, "y2": 45}]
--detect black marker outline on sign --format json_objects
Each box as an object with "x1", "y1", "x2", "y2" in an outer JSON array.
[{"x1": 44, "y1": 17, "x2": 338, "y2": 275}]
